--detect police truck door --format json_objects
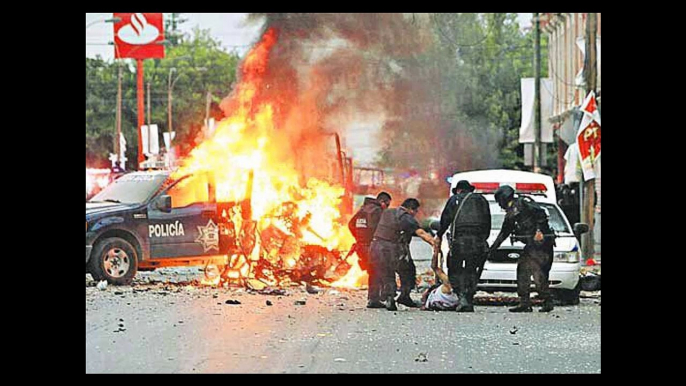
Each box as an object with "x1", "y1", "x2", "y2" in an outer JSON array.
[{"x1": 147, "y1": 174, "x2": 219, "y2": 258}]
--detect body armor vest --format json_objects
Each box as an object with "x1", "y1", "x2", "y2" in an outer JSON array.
[
  {"x1": 512, "y1": 197, "x2": 553, "y2": 239},
  {"x1": 350, "y1": 198, "x2": 381, "y2": 244},
  {"x1": 451, "y1": 192, "x2": 491, "y2": 237},
  {"x1": 374, "y1": 207, "x2": 404, "y2": 242}
]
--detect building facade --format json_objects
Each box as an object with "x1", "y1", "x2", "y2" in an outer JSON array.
[{"x1": 542, "y1": 13, "x2": 601, "y2": 262}]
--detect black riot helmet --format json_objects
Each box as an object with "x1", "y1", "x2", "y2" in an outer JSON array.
[{"x1": 494, "y1": 185, "x2": 515, "y2": 209}]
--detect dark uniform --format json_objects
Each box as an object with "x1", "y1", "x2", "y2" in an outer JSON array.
[
  {"x1": 348, "y1": 197, "x2": 384, "y2": 302},
  {"x1": 371, "y1": 207, "x2": 421, "y2": 310},
  {"x1": 396, "y1": 220, "x2": 418, "y2": 307},
  {"x1": 437, "y1": 190, "x2": 491, "y2": 311},
  {"x1": 492, "y1": 185, "x2": 556, "y2": 312}
]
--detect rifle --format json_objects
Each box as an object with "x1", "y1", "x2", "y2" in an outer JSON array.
[
  {"x1": 475, "y1": 242, "x2": 490, "y2": 283},
  {"x1": 343, "y1": 242, "x2": 359, "y2": 263}
]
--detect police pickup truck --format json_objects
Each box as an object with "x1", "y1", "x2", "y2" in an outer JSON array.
[{"x1": 86, "y1": 170, "x2": 253, "y2": 285}]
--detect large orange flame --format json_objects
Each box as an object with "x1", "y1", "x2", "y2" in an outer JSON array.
[{"x1": 172, "y1": 28, "x2": 364, "y2": 288}]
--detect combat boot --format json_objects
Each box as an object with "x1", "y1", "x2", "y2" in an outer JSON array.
[
  {"x1": 509, "y1": 297, "x2": 533, "y2": 312},
  {"x1": 396, "y1": 295, "x2": 419, "y2": 308},
  {"x1": 385, "y1": 295, "x2": 397, "y2": 311},
  {"x1": 367, "y1": 300, "x2": 385, "y2": 309},
  {"x1": 456, "y1": 294, "x2": 474, "y2": 312},
  {"x1": 539, "y1": 298, "x2": 554, "y2": 312}
]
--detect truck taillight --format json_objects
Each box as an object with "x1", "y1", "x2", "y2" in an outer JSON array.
[
  {"x1": 471, "y1": 182, "x2": 500, "y2": 193},
  {"x1": 515, "y1": 183, "x2": 547, "y2": 193}
]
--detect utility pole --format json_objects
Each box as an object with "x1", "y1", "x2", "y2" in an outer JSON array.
[
  {"x1": 168, "y1": 68, "x2": 175, "y2": 144},
  {"x1": 136, "y1": 59, "x2": 145, "y2": 166},
  {"x1": 205, "y1": 90, "x2": 212, "y2": 126},
  {"x1": 147, "y1": 81, "x2": 151, "y2": 126},
  {"x1": 581, "y1": 13, "x2": 598, "y2": 262},
  {"x1": 533, "y1": 12, "x2": 542, "y2": 173},
  {"x1": 115, "y1": 63, "x2": 122, "y2": 163}
]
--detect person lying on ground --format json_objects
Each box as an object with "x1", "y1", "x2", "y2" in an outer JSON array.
[{"x1": 421, "y1": 249, "x2": 459, "y2": 311}]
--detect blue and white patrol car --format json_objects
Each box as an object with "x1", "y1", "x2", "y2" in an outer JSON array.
[{"x1": 86, "y1": 170, "x2": 241, "y2": 285}]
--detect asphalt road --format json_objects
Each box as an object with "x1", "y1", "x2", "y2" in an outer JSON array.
[{"x1": 86, "y1": 239, "x2": 601, "y2": 374}]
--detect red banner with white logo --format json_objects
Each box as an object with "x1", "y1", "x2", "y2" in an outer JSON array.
[
  {"x1": 576, "y1": 91, "x2": 601, "y2": 180},
  {"x1": 113, "y1": 13, "x2": 165, "y2": 59}
]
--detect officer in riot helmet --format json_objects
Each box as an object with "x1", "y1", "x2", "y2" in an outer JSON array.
[
  {"x1": 348, "y1": 192, "x2": 392, "y2": 309},
  {"x1": 491, "y1": 185, "x2": 556, "y2": 312},
  {"x1": 371, "y1": 198, "x2": 436, "y2": 311},
  {"x1": 435, "y1": 180, "x2": 491, "y2": 312}
]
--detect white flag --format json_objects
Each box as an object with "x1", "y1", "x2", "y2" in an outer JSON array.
[
  {"x1": 563, "y1": 143, "x2": 582, "y2": 184},
  {"x1": 119, "y1": 132, "x2": 127, "y2": 169},
  {"x1": 574, "y1": 37, "x2": 601, "y2": 88},
  {"x1": 141, "y1": 125, "x2": 160, "y2": 155},
  {"x1": 519, "y1": 78, "x2": 554, "y2": 143},
  {"x1": 141, "y1": 125, "x2": 149, "y2": 156},
  {"x1": 148, "y1": 124, "x2": 159, "y2": 155},
  {"x1": 163, "y1": 131, "x2": 176, "y2": 151}
]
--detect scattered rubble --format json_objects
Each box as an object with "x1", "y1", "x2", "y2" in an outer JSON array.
[
  {"x1": 509, "y1": 326, "x2": 519, "y2": 335},
  {"x1": 114, "y1": 319, "x2": 126, "y2": 332},
  {"x1": 247, "y1": 279, "x2": 268, "y2": 291},
  {"x1": 580, "y1": 290, "x2": 601, "y2": 299},
  {"x1": 580, "y1": 274, "x2": 601, "y2": 291},
  {"x1": 306, "y1": 284, "x2": 321, "y2": 294},
  {"x1": 415, "y1": 353, "x2": 428, "y2": 362},
  {"x1": 225, "y1": 300, "x2": 242, "y2": 305},
  {"x1": 96, "y1": 280, "x2": 108, "y2": 291},
  {"x1": 258, "y1": 288, "x2": 287, "y2": 296}
]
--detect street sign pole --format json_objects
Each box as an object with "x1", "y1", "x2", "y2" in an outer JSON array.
[{"x1": 137, "y1": 58, "x2": 145, "y2": 166}]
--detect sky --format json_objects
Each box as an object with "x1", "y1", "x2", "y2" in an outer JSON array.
[
  {"x1": 86, "y1": 13, "x2": 264, "y2": 61},
  {"x1": 86, "y1": 13, "x2": 533, "y2": 166},
  {"x1": 86, "y1": 13, "x2": 533, "y2": 61}
]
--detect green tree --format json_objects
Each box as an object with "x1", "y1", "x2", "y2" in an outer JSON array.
[
  {"x1": 165, "y1": 13, "x2": 188, "y2": 46},
  {"x1": 378, "y1": 13, "x2": 551, "y2": 177},
  {"x1": 86, "y1": 57, "x2": 118, "y2": 167},
  {"x1": 86, "y1": 27, "x2": 240, "y2": 169}
]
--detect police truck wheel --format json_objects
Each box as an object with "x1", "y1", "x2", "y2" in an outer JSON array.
[{"x1": 87, "y1": 237, "x2": 138, "y2": 285}]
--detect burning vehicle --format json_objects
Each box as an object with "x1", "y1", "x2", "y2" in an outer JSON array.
[
  {"x1": 85, "y1": 29, "x2": 364, "y2": 286},
  {"x1": 86, "y1": 169, "x2": 361, "y2": 287},
  {"x1": 86, "y1": 168, "x2": 113, "y2": 201},
  {"x1": 86, "y1": 21, "x2": 419, "y2": 289}
]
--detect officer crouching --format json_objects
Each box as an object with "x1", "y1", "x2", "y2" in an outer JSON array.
[
  {"x1": 491, "y1": 185, "x2": 557, "y2": 312},
  {"x1": 370, "y1": 198, "x2": 436, "y2": 311}
]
